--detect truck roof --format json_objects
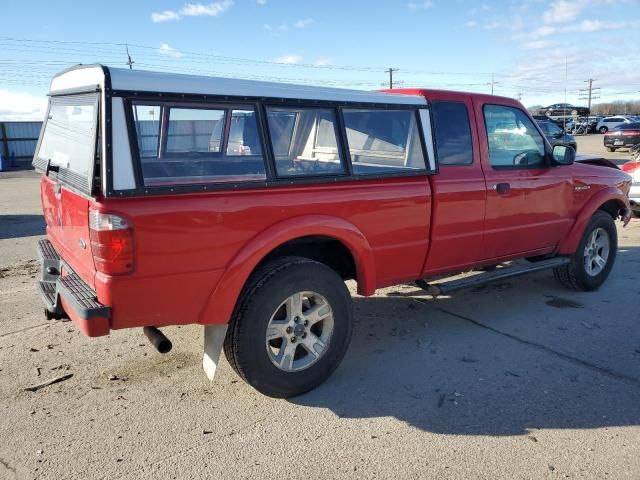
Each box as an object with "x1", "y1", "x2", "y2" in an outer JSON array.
[
  {"x1": 49, "y1": 64, "x2": 427, "y2": 106},
  {"x1": 383, "y1": 88, "x2": 521, "y2": 105}
]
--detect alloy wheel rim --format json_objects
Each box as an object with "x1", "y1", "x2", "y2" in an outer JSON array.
[
  {"x1": 583, "y1": 227, "x2": 610, "y2": 276},
  {"x1": 265, "y1": 291, "x2": 334, "y2": 372}
]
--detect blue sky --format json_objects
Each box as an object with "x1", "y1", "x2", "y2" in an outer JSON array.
[{"x1": 1, "y1": 0, "x2": 639, "y2": 120}]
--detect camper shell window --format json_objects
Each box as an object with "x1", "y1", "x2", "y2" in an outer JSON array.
[{"x1": 131, "y1": 102, "x2": 266, "y2": 186}]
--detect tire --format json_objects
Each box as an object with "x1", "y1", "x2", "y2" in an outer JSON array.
[
  {"x1": 553, "y1": 211, "x2": 617, "y2": 291},
  {"x1": 599, "y1": 126, "x2": 608, "y2": 134},
  {"x1": 223, "y1": 256, "x2": 353, "y2": 398},
  {"x1": 606, "y1": 147, "x2": 616, "y2": 152}
]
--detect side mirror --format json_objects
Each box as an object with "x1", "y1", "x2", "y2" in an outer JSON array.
[{"x1": 552, "y1": 144, "x2": 575, "y2": 165}]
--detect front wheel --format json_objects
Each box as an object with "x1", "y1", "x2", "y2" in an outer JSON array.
[
  {"x1": 553, "y1": 211, "x2": 617, "y2": 291},
  {"x1": 599, "y1": 126, "x2": 608, "y2": 134},
  {"x1": 224, "y1": 256, "x2": 353, "y2": 398}
]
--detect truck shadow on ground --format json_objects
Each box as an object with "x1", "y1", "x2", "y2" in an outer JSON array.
[
  {"x1": 0, "y1": 215, "x2": 45, "y2": 239},
  {"x1": 291, "y1": 248, "x2": 640, "y2": 436}
]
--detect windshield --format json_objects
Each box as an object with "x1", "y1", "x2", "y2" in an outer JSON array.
[
  {"x1": 538, "y1": 121, "x2": 562, "y2": 136},
  {"x1": 37, "y1": 93, "x2": 99, "y2": 184}
]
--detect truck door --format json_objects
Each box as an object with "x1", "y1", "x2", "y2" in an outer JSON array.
[
  {"x1": 475, "y1": 101, "x2": 574, "y2": 260},
  {"x1": 421, "y1": 93, "x2": 487, "y2": 276}
]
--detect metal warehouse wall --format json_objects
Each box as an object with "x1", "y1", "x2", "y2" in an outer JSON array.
[{"x1": 1, "y1": 121, "x2": 42, "y2": 159}]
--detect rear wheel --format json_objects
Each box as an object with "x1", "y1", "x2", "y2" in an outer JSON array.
[
  {"x1": 224, "y1": 256, "x2": 353, "y2": 398},
  {"x1": 606, "y1": 147, "x2": 616, "y2": 152},
  {"x1": 553, "y1": 211, "x2": 617, "y2": 291}
]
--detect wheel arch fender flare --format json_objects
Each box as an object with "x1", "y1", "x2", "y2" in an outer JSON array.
[
  {"x1": 557, "y1": 187, "x2": 629, "y2": 255},
  {"x1": 198, "y1": 214, "x2": 376, "y2": 325}
]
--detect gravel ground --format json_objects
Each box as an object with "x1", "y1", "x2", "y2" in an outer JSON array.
[{"x1": 0, "y1": 170, "x2": 639, "y2": 480}]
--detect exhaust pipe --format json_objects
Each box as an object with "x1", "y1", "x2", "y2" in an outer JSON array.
[{"x1": 143, "y1": 327, "x2": 172, "y2": 354}]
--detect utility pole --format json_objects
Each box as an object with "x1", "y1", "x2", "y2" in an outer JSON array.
[
  {"x1": 488, "y1": 73, "x2": 501, "y2": 95},
  {"x1": 126, "y1": 44, "x2": 135, "y2": 70},
  {"x1": 386, "y1": 68, "x2": 399, "y2": 89},
  {"x1": 579, "y1": 78, "x2": 600, "y2": 112}
]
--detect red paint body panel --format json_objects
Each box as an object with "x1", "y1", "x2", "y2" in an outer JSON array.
[
  {"x1": 94, "y1": 177, "x2": 431, "y2": 328},
  {"x1": 38, "y1": 88, "x2": 633, "y2": 337},
  {"x1": 41, "y1": 176, "x2": 96, "y2": 288}
]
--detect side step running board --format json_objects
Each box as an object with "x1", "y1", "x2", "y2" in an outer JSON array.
[{"x1": 416, "y1": 257, "x2": 571, "y2": 296}]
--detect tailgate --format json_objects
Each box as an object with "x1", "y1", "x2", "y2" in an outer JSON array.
[
  {"x1": 34, "y1": 93, "x2": 100, "y2": 289},
  {"x1": 41, "y1": 176, "x2": 96, "y2": 288}
]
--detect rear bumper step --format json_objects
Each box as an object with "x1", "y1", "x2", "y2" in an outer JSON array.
[
  {"x1": 36, "y1": 239, "x2": 110, "y2": 336},
  {"x1": 416, "y1": 257, "x2": 571, "y2": 296}
]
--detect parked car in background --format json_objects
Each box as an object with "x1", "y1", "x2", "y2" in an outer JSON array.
[
  {"x1": 621, "y1": 158, "x2": 640, "y2": 216},
  {"x1": 587, "y1": 116, "x2": 603, "y2": 133},
  {"x1": 596, "y1": 116, "x2": 632, "y2": 133},
  {"x1": 539, "y1": 103, "x2": 590, "y2": 117},
  {"x1": 535, "y1": 118, "x2": 578, "y2": 152},
  {"x1": 603, "y1": 122, "x2": 640, "y2": 152}
]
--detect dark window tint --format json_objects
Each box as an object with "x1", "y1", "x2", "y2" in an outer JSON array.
[
  {"x1": 484, "y1": 105, "x2": 545, "y2": 168},
  {"x1": 537, "y1": 120, "x2": 563, "y2": 136},
  {"x1": 618, "y1": 123, "x2": 640, "y2": 130},
  {"x1": 266, "y1": 107, "x2": 344, "y2": 177},
  {"x1": 342, "y1": 109, "x2": 426, "y2": 174},
  {"x1": 132, "y1": 103, "x2": 266, "y2": 186},
  {"x1": 431, "y1": 102, "x2": 473, "y2": 165}
]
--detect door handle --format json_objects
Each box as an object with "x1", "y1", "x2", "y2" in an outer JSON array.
[{"x1": 493, "y1": 182, "x2": 510, "y2": 194}]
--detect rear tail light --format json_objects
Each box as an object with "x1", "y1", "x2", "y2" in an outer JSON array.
[{"x1": 89, "y1": 210, "x2": 135, "y2": 275}]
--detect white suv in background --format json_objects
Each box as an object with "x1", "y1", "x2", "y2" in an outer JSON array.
[{"x1": 596, "y1": 116, "x2": 632, "y2": 134}]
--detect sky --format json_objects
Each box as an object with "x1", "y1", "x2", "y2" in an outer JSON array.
[{"x1": 1, "y1": 0, "x2": 639, "y2": 120}]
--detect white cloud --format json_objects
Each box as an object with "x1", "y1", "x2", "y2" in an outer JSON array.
[
  {"x1": 158, "y1": 43, "x2": 183, "y2": 58},
  {"x1": 180, "y1": 1, "x2": 233, "y2": 16},
  {"x1": 407, "y1": 1, "x2": 433, "y2": 10},
  {"x1": 151, "y1": 1, "x2": 233, "y2": 22},
  {"x1": 533, "y1": 19, "x2": 634, "y2": 37},
  {"x1": 313, "y1": 58, "x2": 333, "y2": 66},
  {"x1": 523, "y1": 39, "x2": 554, "y2": 49},
  {"x1": 274, "y1": 54, "x2": 303, "y2": 65},
  {"x1": 0, "y1": 90, "x2": 47, "y2": 121},
  {"x1": 294, "y1": 18, "x2": 313, "y2": 28},
  {"x1": 256, "y1": 0, "x2": 266, "y2": 4},
  {"x1": 465, "y1": 20, "x2": 477, "y2": 27},
  {"x1": 543, "y1": 0, "x2": 586, "y2": 24},
  {"x1": 483, "y1": 20, "x2": 501, "y2": 30},
  {"x1": 264, "y1": 23, "x2": 288, "y2": 33},
  {"x1": 151, "y1": 10, "x2": 181, "y2": 22}
]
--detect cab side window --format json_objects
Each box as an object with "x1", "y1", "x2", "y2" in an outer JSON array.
[
  {"x1": 431, "y1": 101, "x2": 473, "y2": 165},
  {"x1": 484, "y1": 105, "x2": 545, "y2": 168}
]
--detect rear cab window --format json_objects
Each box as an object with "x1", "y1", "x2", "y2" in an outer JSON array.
[
  {"x1": 431, "y1": 102, "x2": 473, "y2": 166},
  {"x1": 35, "y1": 93, "x2": 100, "y2": 192}
]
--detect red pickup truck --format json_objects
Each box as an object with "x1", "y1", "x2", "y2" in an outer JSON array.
[{"x1": 34, "y1": 65, "x2": 632, "y2": 398}]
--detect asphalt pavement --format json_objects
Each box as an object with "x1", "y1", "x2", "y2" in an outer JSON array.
[{"x1": 0, "y1": 138, "x2": 638, "y2": 479}]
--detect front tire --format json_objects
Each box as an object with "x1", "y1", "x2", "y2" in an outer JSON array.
[
  {"x1": 553, "y1": 211, "x2": 617, "y2": 291},
  {"x1": 599, "y1": 126, "x2": 608, "y2": 134},
  {"x1": 224, "y1": 256, "x2": 353, "y2": 398}
]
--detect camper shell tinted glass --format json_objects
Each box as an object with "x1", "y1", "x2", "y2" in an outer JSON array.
[
  {"x1": 35, "y1": 93, "x2": 100, "y2": 193},
  {"x1": 121, "y1": 93, "x2": 433, "y2": 194},
  {"x1": 131, "y1": 102, "x2": 266, "y2": 186}
]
